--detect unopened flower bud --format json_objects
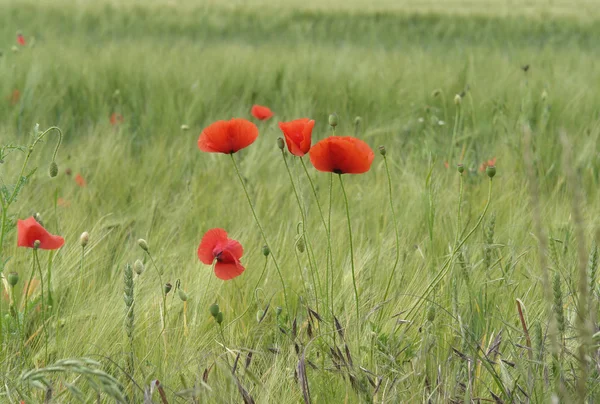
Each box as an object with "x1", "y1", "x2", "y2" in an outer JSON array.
[
  {"x1": 48, "y1": 161, "x2": 58, "y2": 178},
  {"x1": 486, "y1": 166, "x2": 496, "y2": 179},
  {"x1": 164, "y1": 283, "x2": 172, "y2": 295},
  {"x1": 454, "y1": 94, "x2": 462, "y2": 105},
  {"x1": 80, "y1": 231, "x2": 89, "y2": 247},
  {"x1": 328, "y1": 113, "x2": 338, "y2": 128},
  {"x1": 432, "y1": 89, "x2": 441, "y2": 97},
  {"x1": 134, "y1": 259, "x2": 144, "y2": 275},
  {"x1": 296, "y1": 237, "x2": 305, "y2": 253},
  {"x1": 457, "y1": 164, "x2": 464, "y2": 174},
  {"x1": 178, "y1": 289, "x2": 188, "y2": 302},
  {"x1": 256, "y1": 309, "x2": 265, "y2": 322},
  {"x1": 262, "y1": 245, "x2": 270, "y2": 257},
  {"x1": 354, "y1": 116, "x2": 362, "y2": 126},
  {"x1": 427, "y1": 305, "x2": 436, "y2": 322},
  {"x1": 277, "y1": 137, "x2": 285, "y2": 150},
  {"x1": 378, "y1": 145, "x2": 386, "y2": 156},
  {"x1": 33, "y1": 240, "x2": 41, "y2": 249},
  {"x1": 215, "y1": 311, "x2": 223, "y2": 324},
  {"x1": 209, "y1": 303, "x2": 220, "y2": 317},
  {"x1": 7, "y1": 272, "x2": 19, "y2": 287},
  {"x1": 275, "y1": 306, "x2": 282, "y2": 316},
  {"x1": 180, "y1": 124, "x2": 189, "y2": 131},
  {"x1": 138, "y1": 239, "x2": 149, "y2": 252}
]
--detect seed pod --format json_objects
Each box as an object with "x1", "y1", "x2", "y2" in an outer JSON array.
[
  {"x1": 378, "y1": 145, "x2": 386, "y2": 156},
  {"x1": 262, "y1": 245, "x2": 270, "y2": 257},
  {"x1": 486, "y1": 166, "x2": 496, "y2": 179},
  {"x1": 33, "y1": 240, "x2": 41, "y2": 249},
  {"x1": 164, "y1": 283, "x2": 172, "y2": 295},
  {"x1": 457, "y1": 164, "x2": 464, "y2": 174},
  {"x1": 7, "y1": 272, "x2": 19, "y2": 287}
]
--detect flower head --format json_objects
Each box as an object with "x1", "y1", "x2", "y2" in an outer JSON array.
[
  {"x1": 278, "y1": 118, "x2": 315, "y2": 157},
  {"x1": 75, "y1": 173, "x2": 87, "y2": 187},
  {"x1": 17, "y1": 217, "x2": 64, "y2": 250},
  {"x1": 251, "y1": 105, "x2": 274, "y2": 121},
  {"x1": 309, "y1": 136, "x2": 375, "y2": 174},
  {"x1": 198, "y1": 118, "x2": 258, "y2": 154},
  {"x1": 16, "y1": 33, "x2": 26, "y2": 46},
  {"x1": 198, "y1": 228, "x2": 245, "y2": 280},
  {"x1": 10, "y1": 89, "x2": 20, "y2": 105},
  {"x1": 110, "y1": 113, "x2": 124, "y2": 126}
]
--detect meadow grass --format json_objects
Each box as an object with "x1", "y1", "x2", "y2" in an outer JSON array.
[{"x1": 2, "y1": 0, "x2": 600, "y2": 402}]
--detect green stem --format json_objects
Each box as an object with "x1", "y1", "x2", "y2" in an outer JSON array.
[
  {"x1": 338, "y1": 174, "x2": 360, "y2": 341},
  {"x1": 454, "y1": 172, "x2": 464, "y2": 249},
  {"x1": 449, "y1": 105, "x2": 461, "y2": 164},
  {"x1": 148, "y1": 253, "x2": 167, "y2": 331},
  {"x1": 229, "y1": 154, "x2": 290, "y2": 318},
  {"x1": 328, "y1": 173, "x2": 334, "y2": 321},
  {"x1": 281, "y1": 151, "x2": 321, "y2": 311},
  {"x1": 34, "y1": 249, "x2": 49, "y2": 364},
  {"x1": 379, "y1": 155, "x2": 401, "y2": 325}
]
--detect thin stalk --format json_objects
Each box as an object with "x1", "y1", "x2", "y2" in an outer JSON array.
[
  {"x1": 33, "y1": 249, "x2": 49, "y2": 364},
  {"x1": 449, "y1": 104, "x2": 461, "y2": 163},
  {"x1": 338, "y1": 174, "x2": 360, "y2": 341},
  {"x1": 455, "y1": 172, "x2": 464, "y2": 248},
  {"x1": 230, "y1": 154, "x2": 290, "y2": 317},
  {"x1": 328, "y1": 173, "x2": 334, "y2": 319},
  {"x1": 147, "y1": 253, "x2": 168, "y2": 362},
  {"x1": 379, "y1": 154, "x2": 401, "y2": 325},
  {"x1": 280, "y1": 150, "x2": 321, "y2": 311}
]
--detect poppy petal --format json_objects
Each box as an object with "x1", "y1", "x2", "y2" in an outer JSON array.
[
  {"x1": 223, "y1": 239, "x2": 244, "y2": 260},
  {"x1": 214, "y1": 260, "x2": 245, "y2": 280},
  {"x1": 309, "y1": 136, "x2": 374, "y2": 174},
  {"x1": 198, "y1": 119, "x2": 258, "y2": 154},
  {"x1": 278, "y1": 118, "x2": 314, "y2": 157},
  {"x1": 198, "y1": 228, "x2": 229, "y2": 264},
  {"x1": 17, "y1": 217, "x2": 65, "y2": 250}
]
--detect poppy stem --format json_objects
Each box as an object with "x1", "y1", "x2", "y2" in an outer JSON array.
[
  {"x1": 379, "y1": 154, "x2": 401, "y2": 326},
  {"x1": 337, "y1": 174, "x2": 360, "y2": 342},
  {"x1": 449, "y1": 102, "x2": 461, "y2": 164},
  {"x1": 454, "y1": 171, "x2": 465, "y2": 249},
  {"x1": 147, "y1": 252, "x2": 168, "y2": 361},
  {"x1": 33, "y1": 249, "x2": 49, "y2": 364},
  {"x1": 229, "y1": 154, "x2": 290, "y2": 319},
  {"x1": 280, "y1": 151, "x2": 321, "y2": 312}
]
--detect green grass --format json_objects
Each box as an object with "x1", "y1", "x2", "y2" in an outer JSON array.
[{"x1": 2, "y1": 0, "x2": 600, "y2": 402}]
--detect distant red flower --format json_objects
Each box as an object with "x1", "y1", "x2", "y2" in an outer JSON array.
[
  {"x1": 197, "y1": 228, "x2": 245, "y2": 280},
  {"x1": 10, "y1": 89, "x2": 20, "y2": 105},
  {"x1": 251, "y1": 105, "x2": 274, "y2": 121},
  {"x1": 17, "y1": 34, "x2": 26, "y2": 46},
  {"x1": 17, "y1": 217, "x2": 64, "y2": 250},
  {"x1": 278, "y1": 118, "x2": 315, "y2": 157},
  {"x1": 110, "y1": 113, "x2": 124, "y2": 126},
  {"x1": 479, "y1": 157, "x2": 497, "y2": 172},
  {"x1": 444, "y1": 161, "x2": 449, "y2": 169},
  {"x1": 198, "y1": 118, "x2": 258, "y2": 154},
  {"x1": 75, "y1": 173, "x2": 87, "y2": 187},
  {"x1": 309, "y1": 136, "x2": 375, "y2": 174},
  {"x1": 57, "y1": 197, "x2": 70, "y2": 207}
]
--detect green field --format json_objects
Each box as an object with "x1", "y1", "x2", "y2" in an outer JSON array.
[{"x1": 2, "y1": 0, "x2": 600, "y2": 402}]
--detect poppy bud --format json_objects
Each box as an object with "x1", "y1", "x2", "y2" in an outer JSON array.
[
  {"x1": 354, "y1": 116, "x2": 362, "y2": 127},
  {"x1": 328, "y1": 113, "x2": 338, "y2": 128},
  {"x1": 33, "y1": 212, "x2": 43, "y2": 225},
  {"x1": 33, "y1": 240, "x2": 41, "y2": 249},
  {"x1": 427, "y1": 305, "x2": 436, "y2": 322},
  {"x1": 80, "y1": 231, "x2": 89, "y2": 247},
  {"x1": 432, "y1": 89, "x2": 441, "y2": 97},
  {"x1": 138, "y1": 239, "x2": 149, "y2": 252},
  {"x1": 65, "y1": 168, "x2": 72, "y2": 176},
  {"x1": 262, "y1": 245, "x2": 270, "y2": 257},
  {"x1": 256, "y1": 309, "x2": 265, "y2": 322},
  {"x1": 209, "y1": 303, "x2": 220, "y2": 317},
  {"x1": 164, "y1": 283, "x2": 172, "y2": 295},
  {"x1": 215, "y1": 311, "x2": 223, "y2": 324},
  {"x1": 296, "y1": 237, "x2": 305, "y2": 253},
  {"x1": 134, "y1": 259, "x2": 144, "y2": 275},
  {"x1": 454, "y1": 94, "x2": 462, "y2": 105},
  {"x1": 457, "y1": 164, "x2": 464, "y2": 174},
  {"x1": 486, "y1": 166, "x2": 496, "y2": 179},
  {"x1": 277, "y1": 137, "x2": 285, "y2": 150},
  {"x1": 48, "y1": 161, "x2": 58, "y2": 178},
  {"x1": 178, "y1": 289, "x2": 188, "y2": 302},
  {"x1": 7, "y1": 272, "x2": 19, "y2": 287},
  {"x1": 275, "y1": 306, "x2": 282, "y2": 316},
  {"x1": 180, "y1": 124, "x2": 190, "y2": 131},
  {"x1": 378, "y1": 145, "x2": 386, "y2": 156}
]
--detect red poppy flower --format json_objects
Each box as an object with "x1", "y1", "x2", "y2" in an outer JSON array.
[
  {"x1": 17, "y1": 34, "x2": 26, "y2": 46},
  {"x1": 75, "y1": 173, "x2": 87, "y2": 187},
  {"x1": 198, "y1": 118, "x2": 258, "y2": 154},
  {"x1": 251, "y1": 105, "x2": 274, "y2": 121},
  {"x1": 10, "y1": 89, "x2": 20, "y2": 105},
  {"x1": 197, "y1": 228, "x2": 245, "y2": 280},
  {"x1": 17, "y1": 217, "x2": 64, "y2": 250},
  {"x1": 309, "y1": 136, "x2": 375, "y2": 174},
  {"x1": 110, "y1": 113, "x2": 124, "y2": 126},
  {"x1": 479, "y1": 157, "x2": 497, "y2": 172},
  {"x1": 278, "y1": 118, "x2": 315, "y2": 157}
]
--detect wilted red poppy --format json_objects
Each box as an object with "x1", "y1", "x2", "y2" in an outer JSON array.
[
  {"x1": 17, "y1": 217, "x2": 64, "y2": 250},
  {"x1": 17, "y1": 34, "x2": 26, "y2": 46},
  {"x1": 251, "y1": 105, "x2": 274, "y2": 121},
  {"x1": 479, "y1": 157, "x2": 497, "y2": 172},
  {"x1": 110, "y1": 113, "x2": 124, "y2": 126},
  {"x1": 10, "y1": 89, "x2": 20, "y2": 105},
  {"x1": 278, "y1": 118, "x2": 315, "y2": 157},
  {"x1": 197, "y1": 228, "x2": 245, "y2": 280},
  {"x1": 309, "y1": 136, "x2": 375, "y2": 174},
  {"x1": 75, "y1": 173, "x2": 87, "y2": 187},
  {"x1": 198, "y1": 118, "x2": 258, "y2": 154}
]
